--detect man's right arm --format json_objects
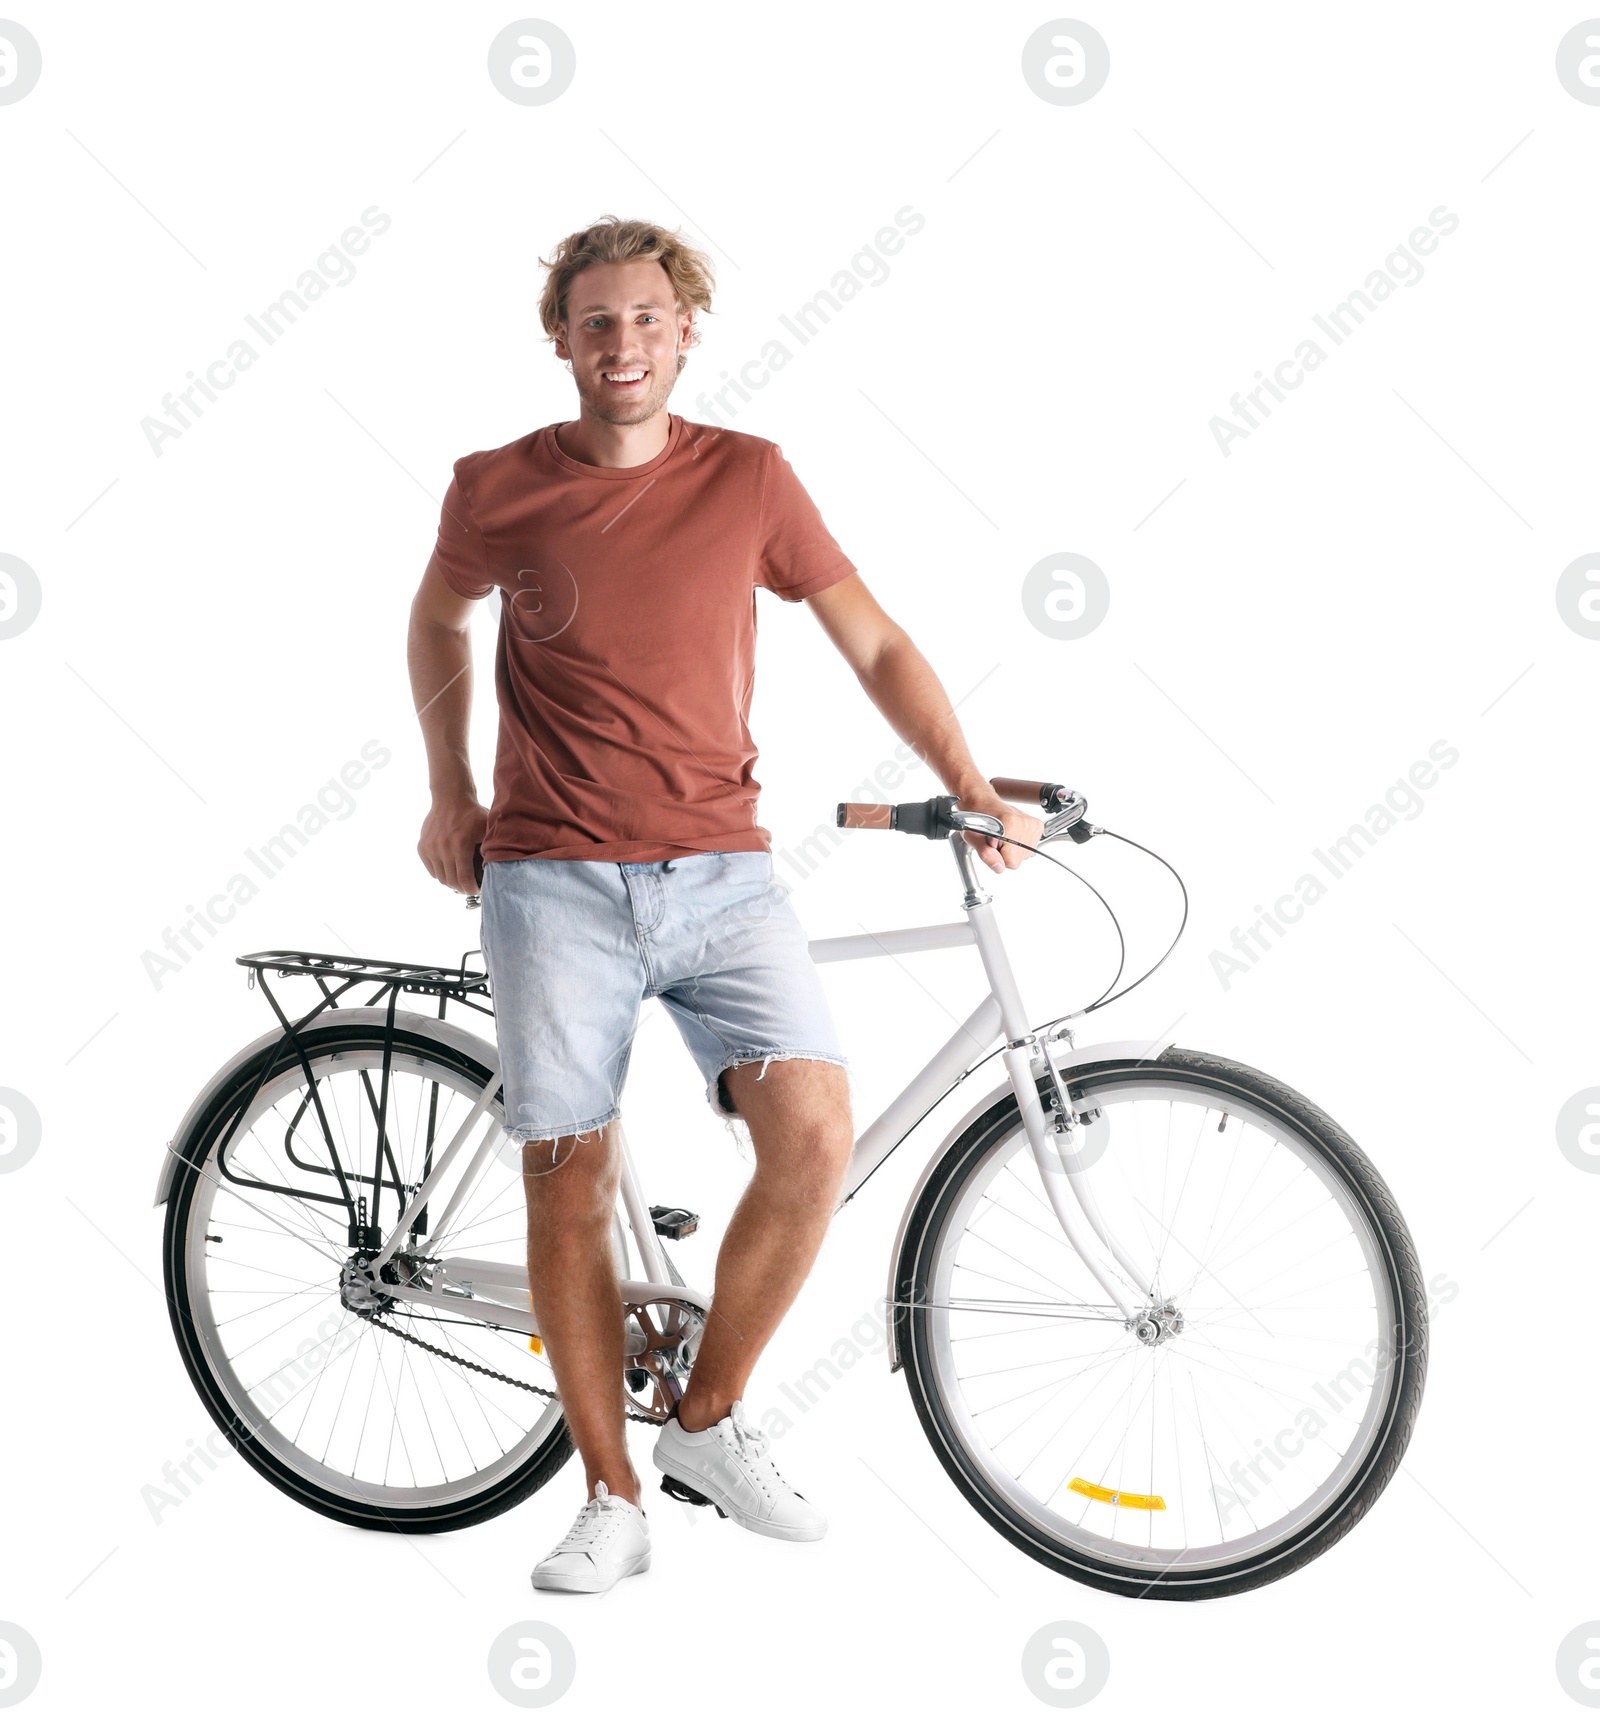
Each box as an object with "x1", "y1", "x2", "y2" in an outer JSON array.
[{"x1": 408, "y1": 552, "x2": 489, "y2": 894}]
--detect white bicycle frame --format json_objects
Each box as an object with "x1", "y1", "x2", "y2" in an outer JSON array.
[{"x1": 362, "y1": 828, "x2": 1158, "y2": 1338}]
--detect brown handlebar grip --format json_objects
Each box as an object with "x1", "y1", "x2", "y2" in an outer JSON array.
[
  {"x1": 990, "y1": 778, "x2": 1049, "y2": 807},
  {"x1": 836, "y1": 803, "x2": 894, "y2": 829}
]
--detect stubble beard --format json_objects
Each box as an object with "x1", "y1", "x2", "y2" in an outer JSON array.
[{"x1": 573, "y1": 355, "x2": 681, "y2": 428}]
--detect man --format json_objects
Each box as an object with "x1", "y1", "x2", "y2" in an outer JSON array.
[{"x1": 407, "y1": 215, "x2": 1039, "y2": 1594}]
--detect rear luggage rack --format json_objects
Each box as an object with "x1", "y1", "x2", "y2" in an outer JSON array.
[
  {"x1": 236, "y1": 949, "x2": 493, "y2": 1014},
  {"x1": 205, "y1": 951, "x2": 500, "y2": 1232}
]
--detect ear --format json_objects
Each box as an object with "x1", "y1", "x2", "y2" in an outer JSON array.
[{"x1": 553, "y1": 326, "x2": 572, "y2": 362}]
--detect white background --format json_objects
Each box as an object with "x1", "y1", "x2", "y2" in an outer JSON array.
[{"x1": 2, "y1": 1, "x2": 1596, "y2": 1721}]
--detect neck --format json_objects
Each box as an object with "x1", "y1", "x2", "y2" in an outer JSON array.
[{"x1": 554, "y1": 406, "x2": 673, "y2": 469}]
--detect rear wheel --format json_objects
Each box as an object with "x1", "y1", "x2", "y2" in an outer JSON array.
[
  {"x1": 162, "y1": 1021, "x2": 580, "y2": 1532},
  {"x1": 895, "y1": 1048, "x2": 1427, "y2": 1599}
]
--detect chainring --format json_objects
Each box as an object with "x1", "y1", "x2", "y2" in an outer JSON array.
[{"x1": 622, "y1": 1298, "x2": 706, "y2": 1424}]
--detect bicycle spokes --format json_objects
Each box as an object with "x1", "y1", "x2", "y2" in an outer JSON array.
[
  {"x1": 921, "y1": 1081, "x2": 1397, "y2": 1568},
  {"x1": 183, "y1": 1045, "x2": 561, "y2": 1502}
]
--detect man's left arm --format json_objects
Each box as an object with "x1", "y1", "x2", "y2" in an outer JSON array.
[{"x1": 806, "y1": 574, "x2": 1043, "y2": 873}]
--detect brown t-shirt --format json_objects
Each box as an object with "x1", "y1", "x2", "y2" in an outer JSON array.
[{"x1": 432, "y1": 414, "x2": 856, "y2": 862}]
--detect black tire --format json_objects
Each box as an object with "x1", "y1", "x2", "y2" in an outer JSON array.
[
  {"x1": 162, "y1": 1021, "x2": 573, "y2": 1534},
  {"x1": 894, "y1": 1047, "x2": 1427, "y2": 1600}
]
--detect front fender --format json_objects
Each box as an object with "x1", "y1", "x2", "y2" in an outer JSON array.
[
  {"x1": 883, "y1": 1036, "x2": 1171, "y2": 1370},
  {"x1": 153, "y1": 1006, "x2": 502, "y2": 1206}
]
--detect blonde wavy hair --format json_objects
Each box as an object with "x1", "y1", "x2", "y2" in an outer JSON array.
[{"x1": 537, "y1": 215, "x2": 716, "y2": 373}]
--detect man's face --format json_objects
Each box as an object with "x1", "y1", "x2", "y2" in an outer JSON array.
[{"x1": 554, "y1": 259, "x2": 693, "y2": 426}]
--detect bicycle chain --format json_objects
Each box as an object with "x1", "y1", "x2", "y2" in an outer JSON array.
[{"x1": 363, "y1": 1310, "x2": 663, "y2": 1425}]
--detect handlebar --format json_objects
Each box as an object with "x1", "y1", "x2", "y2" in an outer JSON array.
[
  {"x1": 988, "y1": 778, "x2": 1079, "y2": 815},
  {"x1": 835, "y1": 796, "x2": 958, "y2": 836},
  {"x1": 836, "y1": 782, "x2": 1093, "y2": 844}
]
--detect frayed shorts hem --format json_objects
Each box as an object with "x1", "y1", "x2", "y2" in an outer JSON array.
[
  {"x1": 708, "y1": 1050, "x2": 850, "y2": 1121},
  {"x1": 505, "y1": 1105, "x2": 621, "y2": 1148}
]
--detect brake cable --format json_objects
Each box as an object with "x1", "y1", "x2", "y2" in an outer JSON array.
[{"x1": 980, "y1": 823, "x2": 1189, "y2": 1021}]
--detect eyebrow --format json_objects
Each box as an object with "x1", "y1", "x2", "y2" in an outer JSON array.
[{"x1": 572, "y1": 299, "x2": 668, "y2": 316}]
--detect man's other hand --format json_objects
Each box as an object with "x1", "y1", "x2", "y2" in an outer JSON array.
[{"x1": 419, "y1": 798, "x2": 490, "y2": 895}]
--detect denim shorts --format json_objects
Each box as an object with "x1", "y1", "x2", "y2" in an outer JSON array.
[{"x1": 479, "y1": 849, "x2": 848, "y2": 1143}]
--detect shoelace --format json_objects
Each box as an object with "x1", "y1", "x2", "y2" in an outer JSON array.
[
  {"x1": 727, "y1": 1402, "x2": 767, "y2": 1464},
  {"x1": 724, "y1": 1402, "x2": 795, "y2": 1495},
  {"x1": 551, "y1": 1482, "x2": 637, "y2": 1554}
]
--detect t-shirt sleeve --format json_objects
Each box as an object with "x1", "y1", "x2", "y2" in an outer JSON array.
[
  {"x1": 755, "y1": 444, "x2": 857, "y2": 602},
  {"x1": 432, "y1": 463, "x2": 494, "y2": 599}
]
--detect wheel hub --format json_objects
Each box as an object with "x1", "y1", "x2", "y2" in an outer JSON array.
[
  {"x1": 339, "y1": 1256, "x2": 392, "y2": 1315},
  {"x1": 1130, "y1": 1301, "x2": 1185, "y2": 1346}
]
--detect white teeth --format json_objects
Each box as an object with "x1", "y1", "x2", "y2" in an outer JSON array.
[{"x1": 605, "y1": 370, "x2": 646, "y2": 382}]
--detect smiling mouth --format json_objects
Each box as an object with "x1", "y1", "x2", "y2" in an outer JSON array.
[{"x1": 602, "y1": 369, "x2": 648, "y2": 386}]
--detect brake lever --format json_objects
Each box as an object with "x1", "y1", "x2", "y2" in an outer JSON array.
[{"x1": 1039, "y1": 811, "x2": 1089, "y2": 842}]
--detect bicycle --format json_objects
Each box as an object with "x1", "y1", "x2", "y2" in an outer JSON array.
[{"x1": 156, "y1": 779, "x2": 1426, "y2": 1600}]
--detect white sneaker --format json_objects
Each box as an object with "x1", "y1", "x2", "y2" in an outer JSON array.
[
  {"x1": 530, "y1": 1481, "x2": 651, "y2": 1594},
  {"x1": 654, "y1": 1400, "x2": 827, "y2": 1541}
]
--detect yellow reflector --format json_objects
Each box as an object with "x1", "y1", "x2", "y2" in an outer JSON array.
[
  {"x1": 1068, "y1": 1477, "x2": 1165, "y2": 1512},
  {"x1": 528, "y1": 1333, "x2": 543, "y2": 1355}
]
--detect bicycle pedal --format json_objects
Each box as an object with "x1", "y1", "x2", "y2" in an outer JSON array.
[
  {"x1": 649, "y1": 1205, "x2": 699, "y2": 1241},
  {"x1": 659, "y1": 1475, "x2": 726, "y2": 1516}
]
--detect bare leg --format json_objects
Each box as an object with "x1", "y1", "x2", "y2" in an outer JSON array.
[
  {"x1": 674, "y1": 1059, "x2": 853, "y2": 1432},
  {"x1": 523, "y1": 1123, "x2": 640, "y2": 1506}
]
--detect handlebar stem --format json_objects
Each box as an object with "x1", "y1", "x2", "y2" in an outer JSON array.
[{"x1": 949, "y1": 829, "x2": 989, "y2": 907}]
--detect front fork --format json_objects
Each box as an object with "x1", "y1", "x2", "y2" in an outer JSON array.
[{"x1": 954, "y1": 836, "x2": 1155, "y2": 1322}]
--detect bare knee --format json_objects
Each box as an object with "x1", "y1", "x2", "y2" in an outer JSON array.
[
  {"x1": 796, "y1": 1106, "x2": 854, "y2": 1173},
  {"x1": 522, "y1": 1124, "x2": 618, "y2": 1229},
  {"x1": 729, "y1": 1058, "x2": 854, "y2": 1196}
]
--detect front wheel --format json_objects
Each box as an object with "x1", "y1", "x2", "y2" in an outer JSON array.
[{"x1": 894, "y1": 1048, "x2": 1427, "y2": 1599}]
